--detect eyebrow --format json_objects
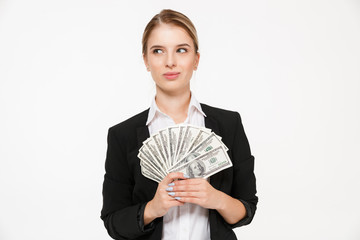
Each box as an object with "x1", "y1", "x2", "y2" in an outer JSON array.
[{"x1": 149, "y1": 43, "x2": 192, "y2": 50}]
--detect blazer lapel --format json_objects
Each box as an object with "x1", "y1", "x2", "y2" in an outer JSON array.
[
  {"x1": 137, "y1": 126, "x2": 150, "y2": 148},
  {"x1": 204, "y1": 115, "x2": 220, "y2": 136},
  {"x1": 135, "y1": 110, "x2": 158, "y2": 190},
  {"x1": 136, "y1": 109, "x2": 150, "y2": 148},
  {"x1": 203, "y1": 109, "x2": 224, "y2": 191}
]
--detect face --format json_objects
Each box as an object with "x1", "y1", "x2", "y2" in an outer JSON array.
[
  {"x1": 189, "y1": 161, "x2": 203, "y2": 177},
  {"x1": 143, "y1": 23, "x2": 200, "y2": 95}
]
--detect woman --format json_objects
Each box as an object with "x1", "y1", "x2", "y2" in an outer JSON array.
[{"x1": 101, "y1": 9, "x2": 258, "y2": 240}]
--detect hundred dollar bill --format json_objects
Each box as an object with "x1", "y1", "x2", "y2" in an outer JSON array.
[
  {"x1": 169, "y1": 132, "x2": 228, "y2": 171},
  {"x1": 139, "y1": 143, "x2": 167, "y2": 177},
  {"x1": 186, "y1": 129, "x2": 211, "y2": 154},
  {"x1": 143, "y1": 138, "x2": 167, "y2": 171},
  {"x1": 158, "y1": 128, "x2": 170, "y2": 168},
  {"x1": 214, "y1": 134, "x2": 227, "y2": 150},
  {"x1": 170, "y1": 146, "x2": 232, "y2": 178},
  {"x1": 138, "y1": 125, "x2": 230, "y2": 182},
  {"x1": 168, "y1": 126, "x2": 180, "y2": 166},
  {"x1": 176, "y1": 125, "x2": 200, "y2": 163},
  {"x1": 138, "y1": 152, "x2": 165, "y2": 179},
  {"x1": 174, "y1": 125, "x2": 187, "y2": 163},
  {"x1": 152, "y1": 133, "x2": 168, "y2": 170},
  {"x1": 140, "y1": 161, "x2": 162, "y2": 182},
  {"x1": 140, "y1": 155, "x2": 164, "y2": 179}
]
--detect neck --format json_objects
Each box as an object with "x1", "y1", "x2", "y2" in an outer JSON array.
[{"x1": 155, "y1": 88, "x2": 191, "y2": 124}]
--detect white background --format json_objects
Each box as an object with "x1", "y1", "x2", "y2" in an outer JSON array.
[{"x1": 1, "y1": 0, "x2": 360, "y2": 239}]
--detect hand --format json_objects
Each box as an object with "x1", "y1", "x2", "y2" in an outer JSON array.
[
  {"x1": 143, "y1": 172, "x2": 187, "y2": 225},
  {"x1": 167, "y1": 177, "x2": 224, "y2": 210}
]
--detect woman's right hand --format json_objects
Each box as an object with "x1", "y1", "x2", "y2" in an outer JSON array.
[{"x1": 143, "y1": 172, "x2": 187, "y2": 225}]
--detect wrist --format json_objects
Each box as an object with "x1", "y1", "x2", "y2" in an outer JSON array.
[
  {"x1": 144, "y1": 200, "x2": 157, "y2": 225},
  {"x1": 215, "y1": 190, "x2": 227, "y2": 211}
]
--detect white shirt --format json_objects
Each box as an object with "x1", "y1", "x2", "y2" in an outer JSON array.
[{"x1": 146, "y1": 93, "x2": 211, "y2": 240}]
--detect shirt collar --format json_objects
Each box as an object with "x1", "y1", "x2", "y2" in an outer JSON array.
[{"x1": 146, "y1": 92, "x2": 206, "y2": 126}]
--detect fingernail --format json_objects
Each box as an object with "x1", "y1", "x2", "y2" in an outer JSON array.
[
  {"x1": 168, "y1": 182, "x2": 175, "y2": 186},
  {"x1": 166, "y1": 187, "x2": 173, "y2": 191},
  {"x1": 168, "y1": 192, "x2": 175, "y2": 196},
  {"x1": 183, "y1": 174, "x2": 190, "y2": 178},
  {"x1": 175, "y1": 197, "x2": 181, "y2": 200}
]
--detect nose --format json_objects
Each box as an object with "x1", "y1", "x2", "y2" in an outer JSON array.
[{"x1": 165, "y1": 52, "x2": 176, "y2": 68}]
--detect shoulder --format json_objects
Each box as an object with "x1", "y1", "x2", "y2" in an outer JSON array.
[
  {"x1": 200, "y1": 103, "x2": 241, "y2": 123},
  {"x1": 108, "y1": 108, "x2": 149, "y2": 135},
  {"x1": 200, "y1": 103, "x2": 245, "y2": 150}
]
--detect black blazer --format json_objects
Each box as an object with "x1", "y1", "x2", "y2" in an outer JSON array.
[{"x1": 101, "y1": 103, "x2": 258, "y2": 240}]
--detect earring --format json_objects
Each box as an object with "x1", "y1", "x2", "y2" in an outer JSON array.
[{"x1": 147, "y1": 66, "x2": 150, "y2": 71}]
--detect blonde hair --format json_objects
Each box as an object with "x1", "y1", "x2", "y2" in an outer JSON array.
[{"x1": 142, "y1": 9, "x2": 199, "y2": 56}]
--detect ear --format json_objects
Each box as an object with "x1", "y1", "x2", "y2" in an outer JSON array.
[
  {"x1": 143, "y1": 54, "x2": 150, "y2": 72},
  {"x1": 194, "y1": 52, "x2": 200, "y2": 70}
]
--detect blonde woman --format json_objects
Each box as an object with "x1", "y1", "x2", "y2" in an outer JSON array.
[{"x1": 101, "y1": 9, "x2": 258, "y2": 240}]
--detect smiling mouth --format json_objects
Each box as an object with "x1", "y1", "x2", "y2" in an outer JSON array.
[{"x1": 163, "y1": 72, "x2": 180, "y2": 80}]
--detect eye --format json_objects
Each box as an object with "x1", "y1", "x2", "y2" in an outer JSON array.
[
  {"x1": 177, "y1": 48, "x2": 187, "y2": 53},
  {"x1": 153, "y1": 49, "x2": 164, "y2": 54}
]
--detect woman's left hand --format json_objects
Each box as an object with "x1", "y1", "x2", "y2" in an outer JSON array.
[
  {"x1": 167, "y1": 178, "x2": 224, "y2": 210},
  {"x1": 168, "y1": 175, "x2": 247, "y2": 224}
]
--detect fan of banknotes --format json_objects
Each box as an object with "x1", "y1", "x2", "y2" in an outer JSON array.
[{"x1": 138, "y1": 125, "x2": 233, "y2": 183}]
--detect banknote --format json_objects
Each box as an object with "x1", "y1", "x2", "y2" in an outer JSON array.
[
  {"x1": 158, "y1": 129, "x2": 170, "y2": 168},
  {"x1": 168, "y1": 126, "x2": 180, "y2": 167},
  {"x1": 168, "y1": 132, "x2": 228, "y2": 171},
  {"x1": 174, "y1": 125, "x2": 187, "y2": 164},
  {"x1": 139, "y1": 145, "x2": 167, "y2": 177},
  {"x1": 139, "y1": 125, "x2": 231, "y2": 183},
  {"x1": 170, "y1": 146, "x2": 232, "y2": 178},
  {"x1": 176, "y1": 125, "x2": 200, "y2": 164},
  {"x1": 138, "y1": 152, "x2": 166, "y2": 179},
  {"x1": 143, "y1": 138, "x2": 167, "y2": 172}
]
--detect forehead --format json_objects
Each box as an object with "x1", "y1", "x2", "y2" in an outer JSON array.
[
  {"x1": 147, "y1": 23, "x2": 194, "y2": 47},
  {"x1": 190, "y1": 161, "x2": 200, "y2": 167}
]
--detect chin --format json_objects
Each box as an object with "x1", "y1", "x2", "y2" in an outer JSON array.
[{"x1": 157, "y1": 83, "x2": 190, "y2": 94}]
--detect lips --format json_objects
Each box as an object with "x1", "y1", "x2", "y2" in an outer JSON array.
[{"x1": 163, "y1": 72, "x2": 180, "y2": 80}]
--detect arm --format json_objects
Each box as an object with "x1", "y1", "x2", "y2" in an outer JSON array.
[
  {"x1": 229, "y1": 112, "x2": 258, "y2": 227},
  {"x1": 101, "y1": 128, "x2": 190, "y2": 238},
  {"x1": 101, "y1": 127, "x2": 153, "y2": 240},
  {"x1": 215, "y1": 190, "x2": 247, "y2": 224}
]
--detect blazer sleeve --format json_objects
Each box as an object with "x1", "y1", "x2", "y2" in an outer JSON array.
[
  {"x1": 101, "y1": 127, "x2": 155, "y2": 240},
  {"x1": 228, "y1": 112, "x2": 258, "y2": 228}
]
